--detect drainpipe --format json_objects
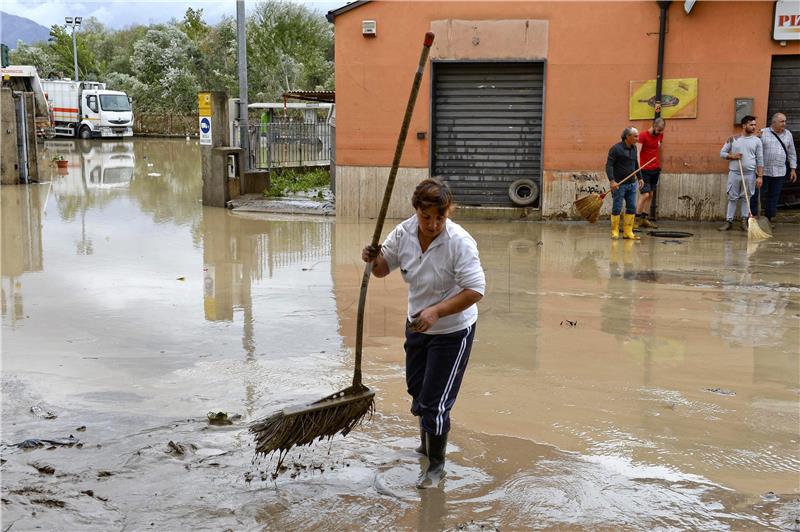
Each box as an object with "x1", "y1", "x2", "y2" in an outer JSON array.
[
  {"x1": 654, "y1": 1, "x2": 671, "y2": 119},
  {"x1": 652, "y1": 0, "x2": 671, "y2": 220}
]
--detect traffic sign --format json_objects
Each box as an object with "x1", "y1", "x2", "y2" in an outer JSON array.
[{"x1": 199, "y1": 116, "x2": 212, "y2": 145}]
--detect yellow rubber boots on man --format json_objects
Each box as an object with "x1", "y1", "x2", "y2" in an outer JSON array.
[
  {"x1": 610, "y1": 215, "x2": 621, "y2": 239},
  {"x1": 623, "y1": 214, "x2": 640, "y2": 240}
]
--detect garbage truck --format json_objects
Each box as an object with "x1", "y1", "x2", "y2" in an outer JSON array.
[{"x1": 40, "y1": 79, "x2": 133, "y2": 139}]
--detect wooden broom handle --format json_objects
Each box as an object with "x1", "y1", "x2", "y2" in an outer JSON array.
[
  {"x1": 737, "y1": 158, "x2": 753, "y2": 214},
  {"x1": 616, "y1": 156, "x2": 656, "y2": 186},
  {"x1": 352, "y1": 32, "x2": 435, "y2": 388}
]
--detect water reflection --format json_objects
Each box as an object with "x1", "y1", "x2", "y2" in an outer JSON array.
[
  {"x1": 46, "y1": 139, "x2": 135, "y2": 190},
  {"x1": 0, "y1": 184, "x2": 46, "y2": 326}
]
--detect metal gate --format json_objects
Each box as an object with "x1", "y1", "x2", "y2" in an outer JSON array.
[
  {"x1": 767, "y1": 54, "x2": 800, "y2": 207},
  {"x1": 431, "y1": 61, "x2": 545, "y2": 207}
]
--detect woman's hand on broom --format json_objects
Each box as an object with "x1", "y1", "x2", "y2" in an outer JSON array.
[{"x1": 362, "y1": 244, "x2": 382, "y2": 262}]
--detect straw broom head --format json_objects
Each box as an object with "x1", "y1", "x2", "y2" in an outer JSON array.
[
  {"x1": 735, "y1": 159, "x2": 772, "y2": 242},
  {"x1": 250, "y1": 386, "x2": 374, "y2": 458},
  {"x1": 574, "y1": 193, "x2": 604, "y2": 223},
  {"x1": 747, "y1": 217, "x2": 771, "y2": 242}
]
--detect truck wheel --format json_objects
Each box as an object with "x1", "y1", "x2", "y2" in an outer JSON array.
[{"x1": 78, "y1": 126, "x2": 92, "y2": 140}]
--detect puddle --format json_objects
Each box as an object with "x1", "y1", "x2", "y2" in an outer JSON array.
[{"x1": 2, "y1": 138, "x2": 798, "y2": 529}]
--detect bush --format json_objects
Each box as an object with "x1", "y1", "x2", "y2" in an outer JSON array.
[{"x1": 264, "y1": 168, "x2": 330, "y2": 198}]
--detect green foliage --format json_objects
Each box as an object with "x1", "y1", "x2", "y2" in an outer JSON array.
[
  {"x1": 247, "y1": 1, "x2": 334, "y2": 100},
  {"x1": 264, "y1": 168, "x2": 330, "y2": 198},
  {"x1": 7, "y1": 1, "x2": 333, "y2": 117}
]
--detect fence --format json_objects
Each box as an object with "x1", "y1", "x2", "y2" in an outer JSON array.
[
  {"x1": 134, "y1": 114, "x2": 197, "y2": 136},
  {"x1": 248, "y1": 121, "x2": 331, "y2": 171}
]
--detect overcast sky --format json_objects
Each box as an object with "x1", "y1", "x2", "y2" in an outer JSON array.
[{"x1": 2, "y1": 0, "x2": 342, "y2": 29}]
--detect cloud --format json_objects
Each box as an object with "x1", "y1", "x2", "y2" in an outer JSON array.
[{"x1": 2, "y1": 0, "x2": 339, "y2": 30}]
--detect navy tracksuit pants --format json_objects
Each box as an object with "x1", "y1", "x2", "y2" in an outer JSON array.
[{"x1": 405, "y1": 323, "x2": 476, "y2": 436}]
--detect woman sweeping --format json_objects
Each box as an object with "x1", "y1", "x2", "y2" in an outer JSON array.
[{"x1": 362, "y1": 178, "x2": 485, "y2": 489}]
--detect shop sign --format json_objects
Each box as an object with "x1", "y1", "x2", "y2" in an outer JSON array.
[{"x1": 774, "y1": 1, "x2": 800, "y2": 41}]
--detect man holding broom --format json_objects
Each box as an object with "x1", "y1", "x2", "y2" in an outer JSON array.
[
  {"x1": 719, "y1": 115, "x2": 763, "y2": 231},
  {"x1": 606, "y1": 127, "x2": 644, "y2": 239}
]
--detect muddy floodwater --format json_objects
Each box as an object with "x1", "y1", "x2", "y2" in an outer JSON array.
[{"x1": 2, "y1": 138, "x2": 799, "y2": 530}]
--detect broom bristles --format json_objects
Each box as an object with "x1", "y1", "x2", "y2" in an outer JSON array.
[
  {"x1": 250, "y1": 387, "x2": 375, "y2": 458},
  {"x1": 747, "y1": 217, "x2": 771, "y2": 242},
  {"x1": 574, "y1": 194, "x2": 604, "y2": 223}
]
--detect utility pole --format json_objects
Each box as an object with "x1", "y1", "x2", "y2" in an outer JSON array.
[
  {"x1": 65, "y1": 17, "x2": 82, "y2": 81},
  {"x1": 236, "y1": 0, "x2": 250, "y2": 172}
]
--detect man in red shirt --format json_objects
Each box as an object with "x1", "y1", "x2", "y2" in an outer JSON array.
[{"x1": 636, "y1": 118, "x2": 665, "y2": 228}]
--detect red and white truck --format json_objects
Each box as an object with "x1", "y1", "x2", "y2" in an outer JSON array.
[{"x1": 40, "y1": 79, "x2": 133, "y2": 139}]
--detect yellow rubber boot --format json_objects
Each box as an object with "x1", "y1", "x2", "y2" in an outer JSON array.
[
  {"x1": 610, "y1": 215, "x2": 621, "y2": 240},
  {"x1": 623, "y1": 214, "x2": 640, "y2": 240}
]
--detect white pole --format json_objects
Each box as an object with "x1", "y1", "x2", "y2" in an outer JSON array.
[
  {"x1": 72, "y1": 25, "x2": 79, "y2": 82},
  {"x1": 236, "y1": 0, "x2": 250, "y2": 172}
]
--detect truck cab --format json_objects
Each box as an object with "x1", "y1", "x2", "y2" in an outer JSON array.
[{"x1": 79, "y1": 86, "x2": 133, "y2": 139}]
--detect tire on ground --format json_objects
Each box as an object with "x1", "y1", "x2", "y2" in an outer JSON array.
[{"x1": 508, "y1": 179, "x2": 539, "y2": 207}]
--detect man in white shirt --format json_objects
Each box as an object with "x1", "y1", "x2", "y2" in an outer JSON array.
[{"x1": 753, "y1": 113, "x2": 798, "y2": 223}]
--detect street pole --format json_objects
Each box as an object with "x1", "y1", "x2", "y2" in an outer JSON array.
[
  {"x1": 65, "y1": 17, "x2": 81, "y2": 81},
  {"x1": 236, "y1": 0, "x2": 250, "y2": 174},
  {"x1": 72, "y1": 27, "x2": 78, "y2": 81}
]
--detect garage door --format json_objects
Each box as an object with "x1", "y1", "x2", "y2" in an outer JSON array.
[
  {"x1": 767, "y1": 54, "x2": 800, "y2": 207},
  {"x1": 432, "y1": 62, "x2": 544, "y2": 207}
]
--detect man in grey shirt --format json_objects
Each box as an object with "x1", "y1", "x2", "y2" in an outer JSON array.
[
  {"x1": 752, "y1": 112, "x2": 798, "y2": 223},
  {"x1": 719, "y1": 115, "x2": 764, "y2": 231}
]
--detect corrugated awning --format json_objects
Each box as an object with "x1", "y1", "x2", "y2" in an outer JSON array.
[{"x1": 282, "y1": 90, "x2": 335, "y2": 103}]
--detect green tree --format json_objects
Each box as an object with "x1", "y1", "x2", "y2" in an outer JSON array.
[
  {"x1": 247, "y1": 1, "x2": 333, "y2": 100},
  {"x1": 47, "y1": 25, "x2": 97, "y2": 80},
  {"x1": 131, "y1": 26, "x2": 200, "y2": 113}
]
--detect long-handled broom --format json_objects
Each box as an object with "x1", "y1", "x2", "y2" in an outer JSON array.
[
  {"x1": 251, "y1": 32, "x2": 436, "y2": 463},
  {"x1": 737, "y1": 158, "x2": 771, "y2": 242},
  {"x1": 574, "y1": 156, "x2": 656, "y2": 223}
]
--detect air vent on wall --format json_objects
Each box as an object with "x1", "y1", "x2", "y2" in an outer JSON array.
[{"x1": 362, "y1": 20, "x2": 376, "y2": 37}]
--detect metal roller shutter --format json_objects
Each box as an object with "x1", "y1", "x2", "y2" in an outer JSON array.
[
  {"x1": 432, "y1": 62, "x2": 545, "y2": 207},
  {"x1": 767, "y1": 55, "x2": 800, "y2": 207}
]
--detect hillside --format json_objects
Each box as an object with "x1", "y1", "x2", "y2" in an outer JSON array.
[{"x1": 1, "y1": 11, "x2": 50, "y2": 48}]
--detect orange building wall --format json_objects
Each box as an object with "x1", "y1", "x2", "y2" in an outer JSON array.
[{"x1": 333, "y1": 1, "x2": 799, "y2": 175}]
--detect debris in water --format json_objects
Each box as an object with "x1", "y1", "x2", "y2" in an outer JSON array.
[
  {"x1": 176, "y1": 276, "x2": 186, "y2": 281},
  {"x1": 147, "y1": 172, "x2": 162, "y2": 177},
  {"x1": 30, "y1": 405, "x2": 57, "y2": 419},
  {"x1": 762, "y1": 491, "x2": 779, "y2": 502},
  {"x1": 97, "y1": 470, "x2": 113, "y2": 478},
  {"x1": 30, "y1": 462, "x2": 55, "y2": 475},
  {"x1": 166, "y1": 441, "x2": 197, "y2": 456},
  {"x1": 560, "y1": 320, "x2": 578, "y2": 327},
  {"x1": 31, "y1": 498, "x2": 65, "y2": 508},
  {"x1": 207, "y1": 411, "x2": 241, "y2": 425},
  {"x1": 76, "y1": 426, "x2": 87, "y2": 432},
  {"x1": 14, "y1": 435, "x2": 79, "y2": 449},
  {"x1": 703, "y1": 387, "x2": 736, "y2": 396}
]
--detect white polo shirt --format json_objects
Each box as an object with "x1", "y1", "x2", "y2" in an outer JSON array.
[{"x1": 381, "y1": 216, "x2": 485, "y2": 335}]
